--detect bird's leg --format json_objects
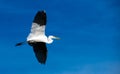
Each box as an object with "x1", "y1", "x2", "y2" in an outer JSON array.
[{"x1": 15, "y1": 41, "x2": 25, "y2": 46}]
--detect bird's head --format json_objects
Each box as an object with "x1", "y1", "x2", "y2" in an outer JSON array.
[
  {"x1": 49, "y1": 35, "x2": 60, "y2": 40},
  {"x1": 47, "y1": 35, "x2": 60, "y2": 44}
]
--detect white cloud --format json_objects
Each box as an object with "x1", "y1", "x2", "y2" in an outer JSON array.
[{"x1": 60, "y1": 61, "x2": 120, "y2": 74}]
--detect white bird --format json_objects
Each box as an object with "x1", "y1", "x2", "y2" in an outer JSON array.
[{"x1": 16, "y1": 10, "x2": 60, "y2": 64}]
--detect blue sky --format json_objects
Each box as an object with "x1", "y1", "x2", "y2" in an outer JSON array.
[{"x1": 0, "y1": 0, "x2": 120, "y2": 74}]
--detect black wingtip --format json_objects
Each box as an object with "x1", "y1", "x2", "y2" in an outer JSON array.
[
  {"x1": 30, "y1": 42, "x2": 47, "y2": 64},
  {"x1": 37, "y1": 58, "x2": 47, "y2": 64},
  {"x1": 34, "y1": 49, "x2": 47, "y2": 64},
  {"x1": 38, "y1": 61, "x2": 46, "y2": 64},
  {"x1": 33, "y1": 10, "x2": 47, "y2": 25}
]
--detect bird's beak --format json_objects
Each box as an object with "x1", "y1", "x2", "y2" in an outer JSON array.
[{"x1": 54, "y1": 36, "x2": 60, "y2": 40}]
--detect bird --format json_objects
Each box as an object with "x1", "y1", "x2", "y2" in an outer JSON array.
[{"x1": 15, "y1": 10, "x2": 60, "y2": 64}]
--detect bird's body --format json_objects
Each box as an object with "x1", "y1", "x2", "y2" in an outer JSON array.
[
  {"x1": 27, "y1": 23, "x2": 46, "y2": 42},
  {"x1": 16, "y1": 10, "x2": 60, "y2": 64}
]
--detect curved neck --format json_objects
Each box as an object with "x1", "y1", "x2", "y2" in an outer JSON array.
[{"x1": 46, "y1": 36, "x2": 53, "y2": 44}]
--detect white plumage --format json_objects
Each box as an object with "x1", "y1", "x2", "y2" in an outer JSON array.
[{"x1": 27, "y1": 23, "x2": 47, "y2": 42}]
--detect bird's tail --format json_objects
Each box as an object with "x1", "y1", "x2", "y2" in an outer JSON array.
[{"x1": 15, "y1": 41, "x2": 26, "y2": 46}]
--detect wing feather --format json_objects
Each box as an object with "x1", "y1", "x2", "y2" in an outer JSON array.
[
  {"x1": 27, "y1": 11, "x2": 47, "y2": 41},
  {"x1": 33, "y1": 11, "x2": 46, "y2": 25},
  {"x1": 32, "y1": 42, "x2": 47, "y2": 64}
]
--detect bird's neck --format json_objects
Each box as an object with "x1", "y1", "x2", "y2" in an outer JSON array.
[{"x1": 46, "y1": 36, "x2": 53, "y2": 44}]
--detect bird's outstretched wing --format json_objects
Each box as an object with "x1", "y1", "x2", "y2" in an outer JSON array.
[
  {"x1": 32, "y1": 42, "x2": 47, "y2": 64},
  {"x1": 27, "y1": 11, "x2": 47, "y2": 41}
]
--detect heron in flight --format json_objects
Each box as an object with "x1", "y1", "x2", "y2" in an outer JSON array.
[{"x1": 16, "y1": 10, "x2": 60, "y2": 64}]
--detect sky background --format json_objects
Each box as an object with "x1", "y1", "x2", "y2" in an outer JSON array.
[{"x1": 0, "y1": 0, "x2": 120, "y2": 74}]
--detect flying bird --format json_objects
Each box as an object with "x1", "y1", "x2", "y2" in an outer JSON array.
[{"x1": 16, "y1": 10, "x2": 60, "y2": 64}]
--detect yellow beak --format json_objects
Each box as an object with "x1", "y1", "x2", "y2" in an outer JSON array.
[{"x1": 54, "y1": 36, "x2": 60, "y2": 40}]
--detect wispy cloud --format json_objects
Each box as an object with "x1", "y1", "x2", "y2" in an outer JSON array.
[{"x1": 60, "y1": 61, "x2": 120, "y2": 74}]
